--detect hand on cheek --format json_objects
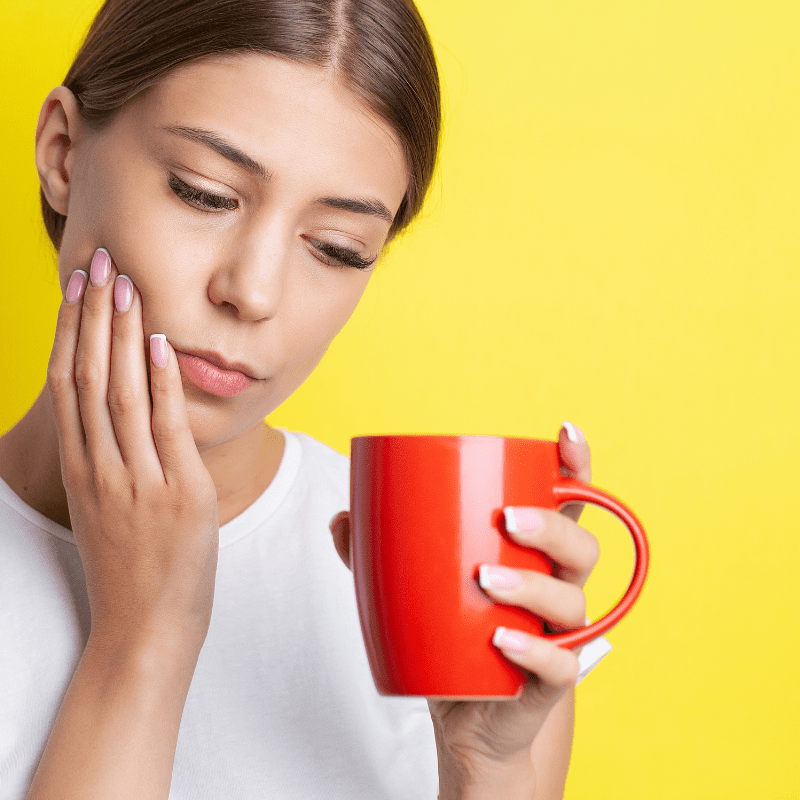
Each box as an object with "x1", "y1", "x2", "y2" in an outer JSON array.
[{"x1": 51, "y1": 247, "x2": 220, "y2": 654}]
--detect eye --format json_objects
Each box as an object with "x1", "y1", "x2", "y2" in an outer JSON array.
[
  {"x1": 168, "y1": 173, "x2": 237, "y2": 212},
  {"x1": 305, "y1": 237, "x2": 376, "y2": 270}
]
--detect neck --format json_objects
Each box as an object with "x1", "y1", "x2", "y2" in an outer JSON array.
[{"x1": 0, "y1": 386, "x2": 284, "y2": 529}]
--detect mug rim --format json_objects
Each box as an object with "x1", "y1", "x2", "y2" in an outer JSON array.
[{"x1": 351, "y1": 433, "x2": 553, "y2": 443}]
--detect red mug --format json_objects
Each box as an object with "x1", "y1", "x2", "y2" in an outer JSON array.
[{"x1": 350, "y1": 435, "x2": 649, "y2": 699}]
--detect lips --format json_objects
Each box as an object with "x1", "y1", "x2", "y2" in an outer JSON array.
[
  {"x1": 174, "y1": 349, "x2": 259, "y2": 398},
  {"x1": 177, "y1": 348, "x2": 260, "y2": 378}
]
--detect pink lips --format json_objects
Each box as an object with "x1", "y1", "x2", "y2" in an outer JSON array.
[{"x1": 175, "y1": 351, "x2": 256, "y2": 397}]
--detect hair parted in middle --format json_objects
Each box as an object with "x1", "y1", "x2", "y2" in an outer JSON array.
[{"x1": 41, "y1": 0, "x2": 442, "y2": 250}]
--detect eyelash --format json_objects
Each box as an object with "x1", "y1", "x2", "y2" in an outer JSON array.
[
  {"x1": 168, "y1": 173, "x2": 237, "y2": 211},
  {"x1": 168, "y1": 174, "x2": 376, "y2": 270},
  {"x1": 305, "y1": 238, "x2": 376, "y2": 270}
]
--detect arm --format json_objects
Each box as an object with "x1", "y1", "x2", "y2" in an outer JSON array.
[
  {"x1": 27, "y1": 636, "x2": 199, "y2": 800},
  {"x1": 27, "y1": 254, "x2": 219, "y2": 798},
  {"x1": 530, "y1": 688, "x2": 575, "y2": 798}
]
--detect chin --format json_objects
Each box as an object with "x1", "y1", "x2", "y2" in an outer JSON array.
[{"x1": 182, "y1": 393, "x2": 266, "y2": 451}]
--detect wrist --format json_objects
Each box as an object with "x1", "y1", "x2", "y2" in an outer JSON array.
[
  {"x1": 436, "y1": 747, "x2": 537, "y2": 800},
  {"x1": 27, "y1": 628, "x2": 201, "y2": 799},
  {"x1": 85, "y1": 625, "x2": 203, "y2": 687},
  {"x1": 439, "y1": 761, "x2": 537, "y2": 800}
]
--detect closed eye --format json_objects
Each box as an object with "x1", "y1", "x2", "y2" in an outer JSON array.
[
  {"x1": 168, "y1": 173, "x2": 237, "y2": 212},
  {"x1": 168, "y1": 173, "x2": 374, "y2": 269},
  {"x1": 304, "y1": 237, "x2": 376, "y2": 270}
]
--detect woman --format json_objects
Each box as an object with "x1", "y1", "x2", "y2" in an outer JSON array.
[{"x1": 0, "y1": 1, "x2": 609, "y2": 797}]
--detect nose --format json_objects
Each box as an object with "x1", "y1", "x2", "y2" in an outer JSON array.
[{"x1": 206, "y1": 221, "x2": 291, "y2": 322}]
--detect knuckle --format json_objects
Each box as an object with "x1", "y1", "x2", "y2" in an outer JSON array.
[
  {"x1": 152, "y1": 415, "x2": 185, "y2": 443},
  {"x1": 561, "y1": 653, "x2": 581, "y2": 686},
  {"x1": 541, "y1": 646, "x2": 579, "y2": 687},
  {"x1": 107, "y1": 383, "x2": 139, "y2": 418},
  {"x1": 535, "y1": 510, "x2": 562, "y2": 547},
  {"x1": 88, "y1": 468, "x2": 133, "y2": 502},
  {"x1": 167, "y1": 484, "x2": 214, "y2": 518},
  {"x1": 582, "y1": 532, "x2": 601, "y2": 571},
  {"x1": 61, "y1": 458, "x2": 86, "y2": 494},
  {"x1": 79, "y1": 292, "x2": 108, "y2": 319},
  {"x1": 47, "y1": 367, "x2": 74, "y2": 399},
  {"x1": 74, "y1": 357, "x2": 102, "y2": 393},
  {"x1": 540, "y1": 643, "x2": 564, "y2": 676},
  {"x1": 165, "y1": 492, "x2": 190, "y2": 514},
  {"x1": 89, "y1": 467, "x2": 112, "y2": 497},
  {"x1": 565, "y1": 588, "x2": 587, "y2": 628}
]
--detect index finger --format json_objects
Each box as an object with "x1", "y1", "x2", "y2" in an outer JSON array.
[
  {"x1": 147, "y1": 334, "x2": 205, "y2": 485},
  {"x1": 47, "y1": 269, "x2": 89, "y2": 465}
]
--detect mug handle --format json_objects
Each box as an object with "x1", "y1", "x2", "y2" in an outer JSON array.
[{"x1": 542, "y1": 478, "x2": 650, "y2": 649}]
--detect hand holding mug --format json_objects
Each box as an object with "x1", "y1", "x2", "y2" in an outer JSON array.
[{"x1": 331, "y1": 425, "x2": 649, "y2": 785}]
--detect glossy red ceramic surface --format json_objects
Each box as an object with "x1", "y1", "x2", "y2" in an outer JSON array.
[{"x1": 350, "y1": 435, "x2": 649, "y2": 698}]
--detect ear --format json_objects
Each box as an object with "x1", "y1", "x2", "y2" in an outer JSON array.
[{"x1": 35, "y1": 87, "x2": 84, "y2": 216}]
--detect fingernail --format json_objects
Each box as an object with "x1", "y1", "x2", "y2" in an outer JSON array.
[
  {"x1": 90, "y1": 248, "x2": 111, "y2": 287},
  {"x1": 65, "y1": 270, "x2": 88, "y2": 304},
  {"x1": 150, "y1": 334, "x2": 168, "y2": 368},
  {"x1": 503, "y1": 507, "x2": 544, "y2": 535},
  {"x1": 493, "y1": 627, "x2": 529, "y2": 655},
  {"x1": 479, "y1": 564, "x2": 521, "y2": 591},
  {"x1": 562, "y1": 421, "x2": 584, "y2": 444},
  {"x1": 114, "y1": 275, "x2": 133, "y2": 313}
]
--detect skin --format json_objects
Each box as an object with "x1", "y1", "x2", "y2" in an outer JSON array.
[{"x1": 0, "y1": 52, "x2": 600, "y2": 799}]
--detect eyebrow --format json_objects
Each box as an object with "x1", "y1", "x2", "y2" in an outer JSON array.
[
  {"x1": 162, "y1": 124, "x2": 395, "y2": 224},
  {"x1": 163, "y1": 125, "x2": 271, "y2": 180},
  {"x1": 315, "y1": 196, "x2": 394, "y2": 223}
]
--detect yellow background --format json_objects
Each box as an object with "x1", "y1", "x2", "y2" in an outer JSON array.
[{"x1": 2, "y1": 1, "x2": 798, "y2": 797}]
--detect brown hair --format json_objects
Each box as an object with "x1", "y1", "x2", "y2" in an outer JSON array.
[{"x1": 42, "y1": 0, "x2": 441, "y2": 249}]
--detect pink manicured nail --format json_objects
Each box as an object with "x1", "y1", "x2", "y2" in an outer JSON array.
[
  {"x1": 503, "y1": 507, "x2": 544, "y2": 534},
  {"x1": 150, "y1": 334, "x2": 168, "y2": 368},
  {"x1": 493, "y1": 627, "x2": 529, "y2": 655},
  {"x1": 65, "y1": 270, "x2": 88, "y2": 304},
  {"x1": 114, "y1": 275, "x2": 133, "y2": 313},
  {"x1": 479, "y1": 564, "x2": 521, "y2": 591},
  {"x1": 90, "y1": 248, "x2": 111, "y2": 287}
]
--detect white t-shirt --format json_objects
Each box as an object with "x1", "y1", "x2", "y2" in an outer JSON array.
[{"x1": 0, "y1": 430, "x2": 609, "y2": 799}]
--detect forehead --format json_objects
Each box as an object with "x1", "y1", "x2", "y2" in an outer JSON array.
[{"x1": 115, "y1": 53, "x2": 408, "y2": 207}]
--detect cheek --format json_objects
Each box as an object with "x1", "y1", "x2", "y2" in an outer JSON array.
[
  {"x1": 56, "y1": 156, "x2": 119, "y2": 288},
  {"x1": 57, "y1": 156, "x2": 173, "y2": 289},
  {"x1": 284, "y1": 273, "x2": 371, "y2": 362},
  {"x1": 82, "y1": 186, "x2": 218, "y2": 323}
]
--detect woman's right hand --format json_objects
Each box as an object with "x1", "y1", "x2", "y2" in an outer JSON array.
[{"x1": 47, "y1": 248, "x2": 219, "y2": 657}]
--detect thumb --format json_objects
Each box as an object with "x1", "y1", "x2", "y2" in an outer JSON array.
[{"x1": 329, "y1": 511, "x2": 352, "y2": 571}]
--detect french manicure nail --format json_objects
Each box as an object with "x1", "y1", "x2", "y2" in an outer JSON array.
[
  {"x1": 65, "y1": 270, "x2": 88, "y2": 304},
  {"x1": 150, "y1": 334, "x2": 168, "y2": 368},
  {"x1": 492, "y1": 627, "x2": 529, "y2": 655},
  {"x1": 562, "y1": 421, "x2": 584, "y2": 444},
  {"x1": 503, "y1": 507, "x2": 544, "y2": 535},
  {"x1": 90, "y1": 248, "x2": 111, "y2": 287},
  {"x1": 479, "y1": 564, "x2": 521, "y2": 591},
  {"x1": 114, "y1": 275, "x2": 133, "y2": 313}
]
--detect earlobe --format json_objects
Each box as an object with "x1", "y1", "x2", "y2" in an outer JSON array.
[{"x1": 35, "y1": 86, "x2": 83, "y2": 217}]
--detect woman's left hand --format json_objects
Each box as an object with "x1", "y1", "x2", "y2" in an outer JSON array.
[{"x1": 330, "y1": 423, "x2": 600, "y2": 798}]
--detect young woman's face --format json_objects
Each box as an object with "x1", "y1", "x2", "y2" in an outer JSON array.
[{"x1": 56, "y1": 54, "x2": 408, "y2": 447}]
